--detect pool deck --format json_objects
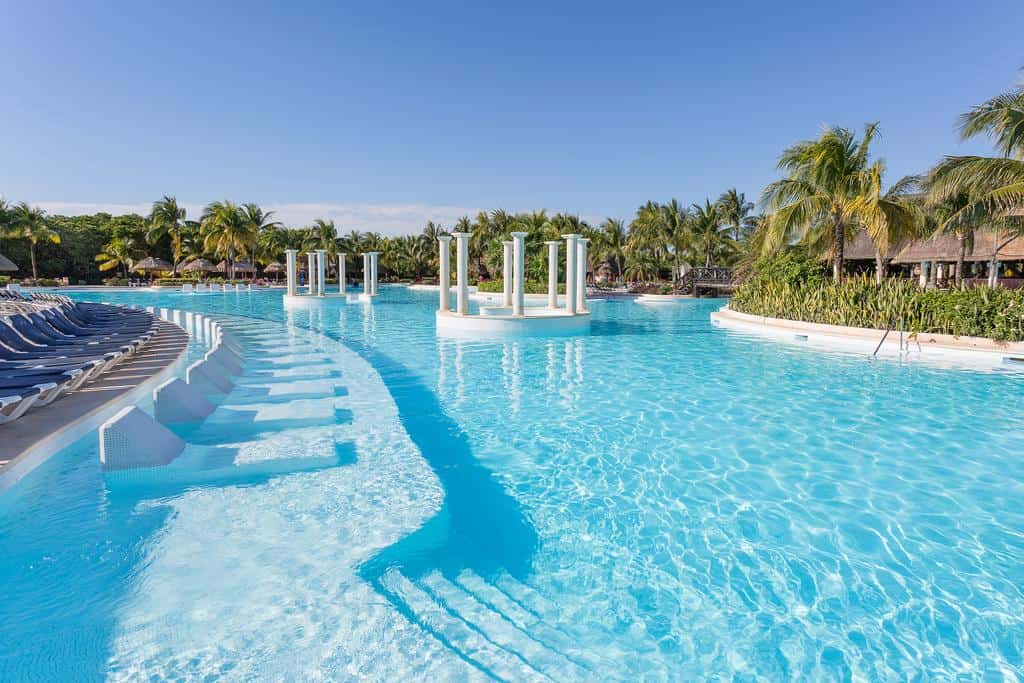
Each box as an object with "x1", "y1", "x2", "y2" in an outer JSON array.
[{"x1": 0, "y1": 320, "x2": 190, "y2": 491}]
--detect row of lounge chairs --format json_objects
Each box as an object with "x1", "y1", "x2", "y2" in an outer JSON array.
[
  {"x1": 181, "y1": 283, "x2": 254, "y2": 293},
  {"x1": 0, "y1": 293, "x2": 159, "y2": 424}
]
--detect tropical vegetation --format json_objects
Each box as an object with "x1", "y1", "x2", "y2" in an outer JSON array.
[
  {"x1": 0, "y1": 71, "x2": 1022, "y2": 304},
  {"x1": 732, "y1": 251, "x2": 1024, "y2": 341}
]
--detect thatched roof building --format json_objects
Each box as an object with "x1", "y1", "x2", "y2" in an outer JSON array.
[{"x1": 841, "y1": 229, "x2": 1024, "y2": 264}]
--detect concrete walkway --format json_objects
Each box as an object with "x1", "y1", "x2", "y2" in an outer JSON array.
[{"x1": 0, "y1": 320, "x2": 189, "y2": 488}]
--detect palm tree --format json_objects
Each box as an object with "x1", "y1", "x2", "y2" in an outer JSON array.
[
  {"x1": 690, "y1": 199, "x2": 726, "y2": 267},
  {"x1": 927, "y1": 78, "x2": 1024, "y2": 274},
  {"x1": 146, "y1": 196, "x2": 186, "y2": 273},
  {"x1": 761, "y1": 123, "x2": 881, "y2": 281},
  {"x1": 422, "y1": 221, "x2": 445, "y2": 243},
  {"x1": 200, "y1": 201, "x2": 252, "y2": 279},
  {"x1": 256, "y1": 225, "x2": 289, "y2": 266},
  {"x1": 9, "y1": 203, "x2": 60, "y2": 280},
  {"x1": 624, "y1": 253, "x2": 659, "y2": 282},
  {"x1": 660, "y1": 200, "x2": 692, "y2": 279},
  {"x1": 0, "y1": 197, "x2": 9, "y2": 231},
  {"x1": 240, "y1": 204, "x2": 281, "y2": 265},
  {"x1": 595, "y1": 218, "x2": 627, "y2": 282},
  {"x1": 95, "y1": 237, "x2": 142, "y2": 279},
  {"x1": 304, "y1": 218, "x2": 340, "y2": 271},
  {"x1": 923, "y1": 192, "x2": 980, "y2": 286},
  {"x1": 468, "y1": 213, "x2": 497, "y2": 278},
  {"x1": 860, "y1": 171, "x2": 925, "y2": 283},
  {"x1": 627, "y1": 201, "x2": 667, "y2": 273},
  {"x1": 716, "y1": 188, "x2": 757, "y2": 242}
]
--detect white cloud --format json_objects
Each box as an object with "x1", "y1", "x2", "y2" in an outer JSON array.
[{"x1": 30, "y1": 201, "x2": 482, "y2": 237}]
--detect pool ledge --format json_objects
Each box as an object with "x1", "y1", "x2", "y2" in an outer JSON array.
[
  {"x1": 711, "y1": 306, "x2": 1024, "y2": 357},
  {"x1": 0, "y1": 320, "x2": 190, "y2": 495}
]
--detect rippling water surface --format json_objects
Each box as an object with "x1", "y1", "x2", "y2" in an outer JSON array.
[{"x1": 2, "y1": 287, "x2": 1023, "y2": 680}]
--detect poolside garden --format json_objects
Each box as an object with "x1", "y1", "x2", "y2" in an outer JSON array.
[{"x1": 732, "y1": 251, "x2": 1024, "y2": 341}]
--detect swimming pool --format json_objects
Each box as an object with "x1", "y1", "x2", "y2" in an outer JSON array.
[{"x1": 2, "y1": 287, "x2": 1023, "y2": 680}]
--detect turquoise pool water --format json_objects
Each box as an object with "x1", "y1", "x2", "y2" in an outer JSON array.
[{"x1": 2, "y1": 287, "x2": 1023, "y2": 680}]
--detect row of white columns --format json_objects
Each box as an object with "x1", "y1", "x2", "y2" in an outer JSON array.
[
  {"x1": 361, "y1": 252, "x2": 380, "y2": 296},
  {"x1": 283, "y1": 249, "x2": 358, "y2": 297},
  {"x1": 437, "y1": 233, "x2": 589, "y2": 316}
]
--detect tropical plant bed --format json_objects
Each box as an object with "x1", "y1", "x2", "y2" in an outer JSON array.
[{"x1": 732, "y1": 253, "x2": 1024, "y2": 342}]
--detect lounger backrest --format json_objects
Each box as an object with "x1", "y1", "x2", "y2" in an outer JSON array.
[
  {"x1": 0, "y1": 320, "x2": 41, "y2": 351},
  {"x1": 28, "y1": 312, "x2": 71, "y2": 340}
]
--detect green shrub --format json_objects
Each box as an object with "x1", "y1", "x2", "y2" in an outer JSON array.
[
  {"x1": 732, "y1": 256, "x2": 1024, "y2": 341},
  {"x1": 103, "y1": 277, "x2": 129, "y2": 286},
  {"x1": 477, "y1": 279, "x2": 565, "y2": 294}
]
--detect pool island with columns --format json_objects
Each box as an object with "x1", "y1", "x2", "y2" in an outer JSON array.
[{"x1": 435, "y1": 231, "x2": 592, "y2": 337}]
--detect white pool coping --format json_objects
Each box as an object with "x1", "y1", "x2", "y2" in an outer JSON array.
[{"x1": 711, "y1": 306, "x2": 1024, "y2": 370}]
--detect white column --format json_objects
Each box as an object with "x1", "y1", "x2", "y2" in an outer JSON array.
[
  {"x1": 502, "y1": 240, "x2": 514, "y2": 307},
  {"x1": 546, "y1": 241, "x2": 560, "y2": 309},
  {"x1": 316, "y1": 249, "x2": 327, "y2": 296},
  {"x1": 372, "y1": 250, "x2": 380, "y2": 294},
  {"x1": 918, "y1": 261, "x2": 929, "y2": 289},
  {"x1": 285, "y1": 249, "x2": 298, "y2": 297},
  {"x1": 338, "y1": 253, "x2": 346, "y2": 293},
  {"x1": 562, "y1": 233, "x2": 579, "y2": 315},
  {"x1": 307, "y1": 252, "x2": 317, "y2": 293},
  {"x1": 576, "y1": 237, "x2": 589, "y2": 312},
  {"x1": 511, "y1": 231, "x2": 527, "y2": 316},
  {"x1": 362, "y1": 253, "x2": 370, "y2": 295},
  {"x1": 453, "y1": 232, "x2": 470, "y2": 315},
  {"x1": 438, "y1": 235, "x2": 452, "y2": 312}
]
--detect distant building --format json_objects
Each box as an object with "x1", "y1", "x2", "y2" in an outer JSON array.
[{"x1": 839, "y1": 230, "x2": 1024, "y2": 288}]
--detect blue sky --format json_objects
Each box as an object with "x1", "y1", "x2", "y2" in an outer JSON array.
[{"x1": 1, "y1": 0, "x2": 1021, "y2": 234}]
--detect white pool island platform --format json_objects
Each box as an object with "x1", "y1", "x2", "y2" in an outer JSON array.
[
  {"x1": 434, "y1": 231, "x2": 591, "y2": 338},
  {"x1": 281, "y1": 248, "x2": 381, "y2": 307}
]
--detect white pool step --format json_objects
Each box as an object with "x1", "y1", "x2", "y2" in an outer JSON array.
[
  {"x1": 381, "y1": 570, "x2": 546, "y2": 681},
  {"x1": 454, "y1": 572, "x2": 586, "y2": 662},
  {"x1": 492, "y1": 571, "x2": 559, "y2": 620},
  {"x1": 419, "y1": 572, "x2": 588, "y2": 680},
  {"x1": 382, "y1": 569, "x2": 606, "y2": 681}
]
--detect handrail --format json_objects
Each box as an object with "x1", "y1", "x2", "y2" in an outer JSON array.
[
  {"x1": 874, "y1": 316, "x2": 908, "y2": 357},
  {"x1": 873, "y1": 320, "x2": 894, "y2": 356}
]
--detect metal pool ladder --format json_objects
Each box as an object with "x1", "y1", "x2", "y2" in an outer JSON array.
[{"x1": 873, "y1": 317, "x2": 909, "y2": 356}]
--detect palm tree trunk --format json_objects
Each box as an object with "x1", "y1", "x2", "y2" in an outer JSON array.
[
  {"x1": 30, "y1": 244, "x2": 38, "y2": 280},
  {"x1": 832, "y1": 215, "x2": 844, "y2": 282},
  {"x1": 875, "y1": 250, "x2": 885, "y2": 284},
  {"x1": 956, "y1": 234, "x2": 966, "y2": 287}
]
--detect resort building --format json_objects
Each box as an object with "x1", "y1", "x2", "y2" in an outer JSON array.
[{"x1": 840, "y1": 229, "x2": 1024, "y2": 288}]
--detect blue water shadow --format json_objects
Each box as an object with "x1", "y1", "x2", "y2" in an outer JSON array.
[{"x1": 331, "y1": 336, "x2": 539, "y2": 584}]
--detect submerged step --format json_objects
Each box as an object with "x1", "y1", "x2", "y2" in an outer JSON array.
[
  {"x1": 456, "y1": 571, "x2": 589, "y2": 668},
  {"x1": 420, "y1": 571, "x2": 587, "y2": 680},
  {"x1": 493, "y1": 572, "x2": 559, "y2": 620},
  {"x1": 380, "y1": 570, "x2": 546, "y2": 682}
]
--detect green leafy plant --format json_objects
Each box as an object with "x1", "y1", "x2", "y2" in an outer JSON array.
[{"x1": 732, "y1": 253, "x2": 1024, "y2": 341}]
